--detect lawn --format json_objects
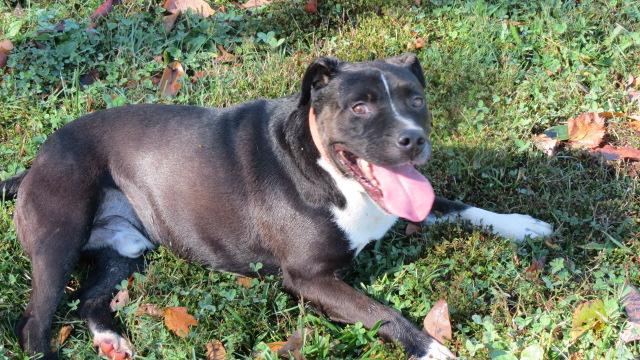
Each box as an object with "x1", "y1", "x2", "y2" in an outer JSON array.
[{"x1": 1, "y1": 0, "x2": 639, "y2": 359}]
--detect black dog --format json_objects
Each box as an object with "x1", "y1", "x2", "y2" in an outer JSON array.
[{"x1": 2, "y1": 54, "x2": 553, "y2": 359}]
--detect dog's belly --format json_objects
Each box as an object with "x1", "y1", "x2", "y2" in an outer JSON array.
[{"x1": 84, "y1": 188, "x2": 155, "y2": 258}]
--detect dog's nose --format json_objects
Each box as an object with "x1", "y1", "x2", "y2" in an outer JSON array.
[{"x1": 396, "y1": 129, "x2": 427, "y2": 156}]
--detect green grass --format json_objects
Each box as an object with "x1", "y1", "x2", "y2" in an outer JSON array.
[{"x1": 1, "y1": 0, "x2": 639, "y2": 359}]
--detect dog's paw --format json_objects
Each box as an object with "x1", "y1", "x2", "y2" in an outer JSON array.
[
  {"x1": 489, "y1": 213, "x2": 554, "y2": 242},
  {"x1": 92, "y1": 330, "x2": 134, "y2": 360},
  {"x1": 419, "y1": 340, "x2": 456, "y2": 359}
]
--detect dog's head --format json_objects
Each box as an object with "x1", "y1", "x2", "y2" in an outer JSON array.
[{"x1": 300, "y1": 54, "x2": 434, "y2": 221}]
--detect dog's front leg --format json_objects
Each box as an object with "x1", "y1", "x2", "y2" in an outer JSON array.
[
  {"x1": 282, "y1": 270, "x2": 455, "y2": 359},
  {"x1": 425, "y1": 197, "x2": 553, "y2": 241}
]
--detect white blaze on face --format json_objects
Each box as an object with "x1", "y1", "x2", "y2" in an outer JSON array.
[{"x1": 379, "y1": 72, "x2": 423, "y2": 131}]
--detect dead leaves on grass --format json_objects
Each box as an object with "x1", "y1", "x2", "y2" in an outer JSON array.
[
  {"x1": 571, "y1": 299, "x2": 608, "y2": 341},
  {"x1": 0, "y1": 39, "x2": 14, "y2": 69},
  {"x1": 162, "y1": 0, "x2": 215, "y2": 32},
  {"x1": 422, "y1": 299, "x2": 452, "y2": 344},
  {"x1": 263, "y1": 328, "x2": 310, "y2": 360},
  {"x1": 136, "y1": 303, "x2": 198, "y2": 338},
  {"x1": 159, "y1": 61, "x2": 186, "y2": 97},
  {"x1": 206, "y1": 339, "x2": 227, "y2": 360},
  {"x1": 621, "y1": 284, "x2": 640, "y2": 343},
  {"x1": 566, "y1": 112, "x2": 606, "y2": 149},
  {"x1": 164, "y1": 306, "x2": 199, "y2": 338},
  {"x1": 57, "y1": 324, "x2": 74, "y2": 347},
  {"x1": 534, "y1": 111, "x2": 640, "y2": 162}
]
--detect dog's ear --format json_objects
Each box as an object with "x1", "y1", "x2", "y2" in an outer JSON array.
[
  {"x1": 384, "y1": 53, "x2": 426, "y2": 88},
  {"x1": 299, "y1": 57, "x2": 341, "y2": 107}
]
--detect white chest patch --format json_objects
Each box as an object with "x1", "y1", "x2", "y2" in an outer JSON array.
[{"x1": 317, "y1": 158, "x2": 398, "y2": 255}]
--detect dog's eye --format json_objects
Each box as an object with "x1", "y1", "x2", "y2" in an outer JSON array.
[
  {"x1": 352, "y1": 103, "x2": 369, "y2": 115},
  {"x1": 410, "y1": 97, "x2": 424, "y2": 108}
]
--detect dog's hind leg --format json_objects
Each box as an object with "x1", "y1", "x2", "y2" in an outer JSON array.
[
  {"x1": 14, "y1": 165, "x2": 98, "y2": 359},
  {"x1": 78, "y1": 248, "x2": 144, "y2": 360},
  {"x1": 425, "y1": 196, "x2": 554, "y2": 241}
]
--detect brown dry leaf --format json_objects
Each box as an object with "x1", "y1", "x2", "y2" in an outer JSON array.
[
  {"x1": 236, "y1": 276, "x2": 253, "y2": 288},
  {"x1": 110, "y1": 289, "x2": 130, "y2": 312},
  {"x1": 629, "y1": 121, "x2": 640, "y2": 132},
  {"x1": 304, "y1": 0, "x2": 317, "y2": 13},
  {"x1": 405, "y1": 222, "x2": 422, "y2": 236},
  {"x1": 422, "y1": 299, "x2": 452, "y2": 344},
  {"x1": 214, "y1": 45, "x2": 235, "y2": 63},
  {"x1": 0, "y1": 39, "x2": 14, "y2": 69},
  {"x1": 591, "y1": 145, "x2": 640, "y2": 161},
  {"x1": 598, "y1": 111, "x2": 626, "y2": 119},
  {"x1": 159, "y1": 61, "x2": 185, "y2": 97},
  {"x1": 163, "y1": 12, "x2": 180, "y2": 32},
  {"x1": 206, "y1": 339, "x2": 227, "y2": 360},
  {"x1": 136, "y1": 303, "x2": 164, "y2": 317},
  {"x1": 191, "y1": 70, "x2": 206, "y2": 84},
  {"x1": 620, "y1": 284, "x2": 640, "y2": 343},
  {"x1": 276, "y1": 328, "x2": 310, "y2": 359},
  {"x1": 240, "y1": 0, "x2": 273, "y2": 9},
  {"x1": 533, "y1": 133, "x2": 559, "y2": 156},
  {"x1": 90, "y1": 0, "x2": 116, "y2": 20},
  {"x1": 266, "y1": 341, "x2": 287, "y2": 353},
  {"x1": 567, "y1": 112, "x2": 606, "y2": 149},
  {"x1": 58, "y1": 325, "x2": 73, "y2": 346},
  {"x1": 164, "y1": 306, "x2": 198, "y2": 338},
  {"x1": 524, "y1": 256, "x2": 546, "y2": 281},
  {"x1": 164, "y1": 0, "x2": 215, "y2": 17}
]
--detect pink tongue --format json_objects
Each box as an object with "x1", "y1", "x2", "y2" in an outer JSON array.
[{"x1": 370, "y1": 164, "x2": 435, "y2": 222}]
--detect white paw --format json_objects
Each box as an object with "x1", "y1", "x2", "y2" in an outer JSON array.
[
  {"x1": 419, "y1": 340, "x2": 456, "y2": 359},
  {"x1": 488, "y1": 213, "x2": 554, "y2": 242},
  {"x1": 92, "y1": 328, "x2": 135, "y2": 359}
]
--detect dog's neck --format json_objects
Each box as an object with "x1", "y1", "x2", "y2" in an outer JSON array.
[
  {"x1": 308, "y1": 108, "x2": 335, "y2": 169},
  {"x1": 275, "y1": 106, "x2": 346, "y2": 208}
]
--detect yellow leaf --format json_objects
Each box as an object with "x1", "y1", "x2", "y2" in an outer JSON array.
[{"x1": 571, "y1": 299, "x2": 607, "y2": 341}]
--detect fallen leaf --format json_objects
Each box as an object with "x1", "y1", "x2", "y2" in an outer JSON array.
[
  {"x1": 567, "y1": 112, "x2": 606, "y2": 149},
  {"x1": 263, "y1": 328, "x2": 310, "y2": 359},
  {"x1": 591, "y1": 145, "x2": 640, "y2": 161},
  {"x1": 598, "y1": 111, "x2": 626, "y2": 119},
  {"x1": 240, "y1": 0, "x2": 273, "y2": 9},
  {"x1": 405, "y1": 222, "x2": 422, "y2": 236},
  {"x1": 422, "y1": 299, "x2": 452, "y2": 344},
  {"x1": 571, "y1": 299, "x2": 607, "y2": 341},
  {"x1": 304, "y1": 0, "x2": 317, "y2": 13},
  {"x1": 58, "y1": 325, "x2": 73, "y2": 346},
  {"x1": 236, "y1": 276, "x2": 253, "y2": 288},
  {"x1": 214, "y1": 45, "x2": 235, "y2": 63},
  {"x1": 266, "y1": 341, "x2": 287, "y2": 353},
  {"x1": 136, "y1": 303, "x2": 164, "y2": 317},
  {"x1": 163, "y1": 12, "x2": 180, "y2": 32},
  {"x1": 0, "y1": 39, "x2": 14, "y2": 69},
  {"x1": 91, "y1": 0, "x2": 118, "y2": 20},
  {"x1": 191, "y1": 70, "x2": 206, "y2": 83},
  {"x1": 110, "y1": 289, "x2": 130, "y2": 312},
  {"x1": 159, "y1": 61, "x2": 185, "y2": 97},
  {"x1": 164, "y1": 306, "x2": 198, "y2": 337},
  {"x1": 164, "y1": 0, "x2": 215, "y2": 17},
  {"x1": 630, "y1": 121, "x2": 640, "y2": 132},
  {"x1": 620, "y1": 284, "x2": 640, "y2": 343},
  {"x1": 533, "y1": 133, "x2": 559, "y2": 156},
  {"x1": 206, "y1": 339, "x2": 226, "y2": 360},
  {"x1": 524, "y1": 256, "x2": 546, "y2": 279}
]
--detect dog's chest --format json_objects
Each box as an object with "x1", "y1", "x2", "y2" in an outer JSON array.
[{"x1": 318, "y1": 159, "x2": 398, "y2": 255}]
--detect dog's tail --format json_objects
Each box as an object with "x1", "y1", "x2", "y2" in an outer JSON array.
[{"x1": 1, "y1": 171, "x2": 27, "y2": 200}]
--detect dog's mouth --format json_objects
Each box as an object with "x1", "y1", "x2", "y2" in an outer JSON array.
[{"x1": 333, "y1": 145, "x2": 435, "y2": 222}]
